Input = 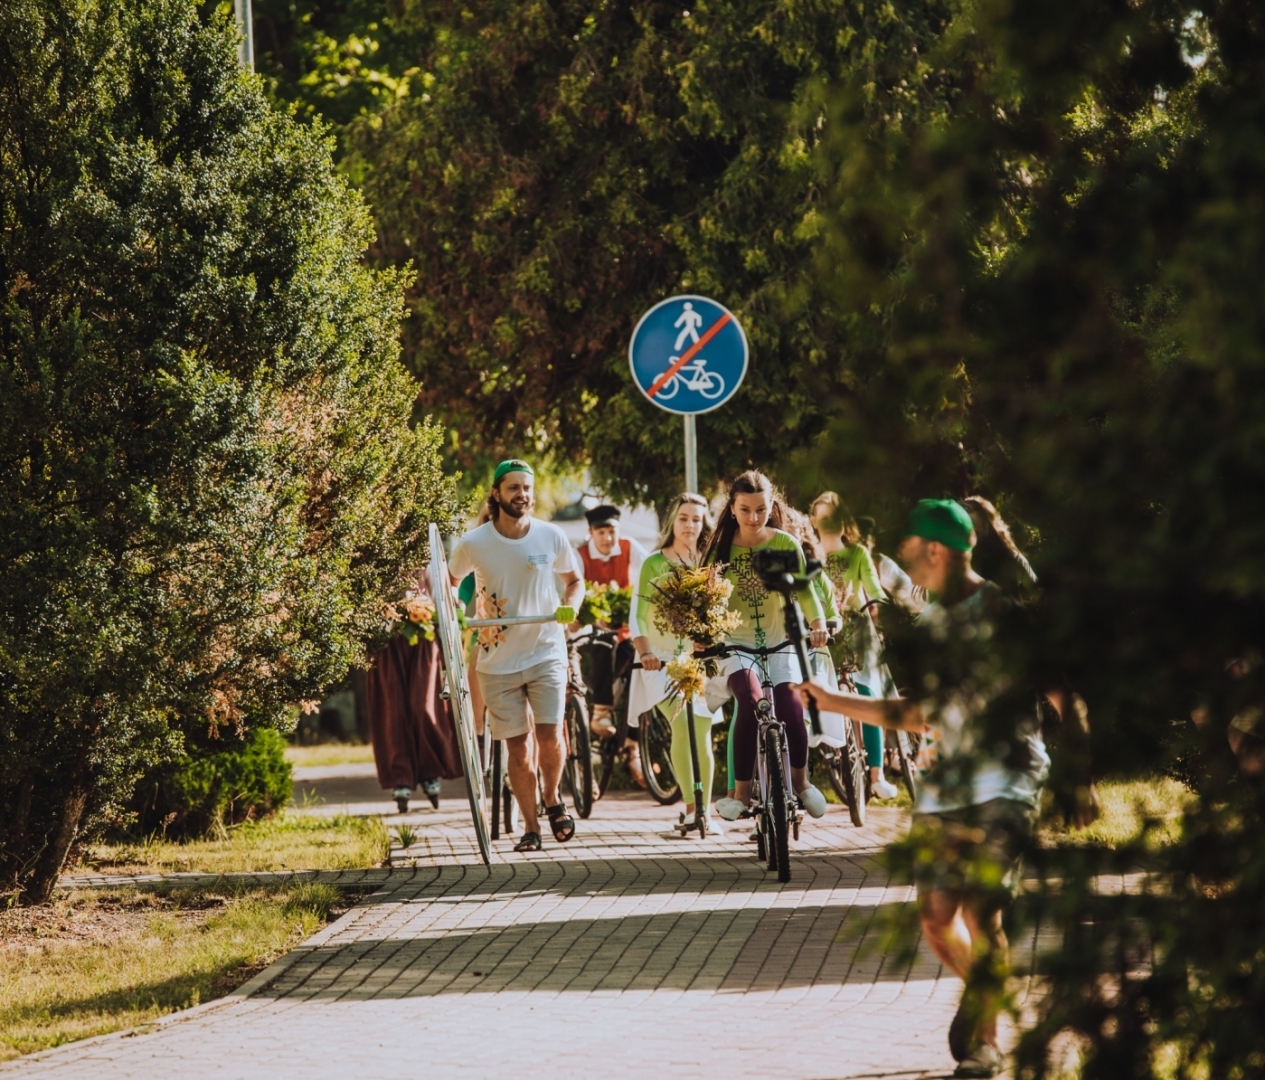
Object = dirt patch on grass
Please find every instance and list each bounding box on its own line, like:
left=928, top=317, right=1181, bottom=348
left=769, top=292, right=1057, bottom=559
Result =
left=0, top=891, right=222, bottom=952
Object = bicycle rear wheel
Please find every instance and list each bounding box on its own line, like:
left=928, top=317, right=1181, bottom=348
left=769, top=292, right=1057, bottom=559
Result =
left=764, top=726, right=791, bottom=883
left=640, top=706, right=681, bottom=804
left=564, top=694, right=594, bottom=819
left=839, top=720, right=868, bottom=828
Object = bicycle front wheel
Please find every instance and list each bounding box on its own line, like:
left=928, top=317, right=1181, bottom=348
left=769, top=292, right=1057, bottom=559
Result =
left=565, top=694, right=594, bottom=819
left=764, top=725, right=791, bottom=883
left=898, top=729, right=920, bottom=800
left=640, top=706, right=681, bottom=804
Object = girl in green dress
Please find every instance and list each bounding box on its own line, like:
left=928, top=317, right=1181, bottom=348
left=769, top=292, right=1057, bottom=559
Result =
left=629, top=493, right=723, bottom=832
left=704, top=471, right=829, bottom=822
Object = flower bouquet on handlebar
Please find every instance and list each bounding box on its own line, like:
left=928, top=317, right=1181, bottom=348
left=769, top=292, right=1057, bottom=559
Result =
left=641, top=564, right=740, bottom=838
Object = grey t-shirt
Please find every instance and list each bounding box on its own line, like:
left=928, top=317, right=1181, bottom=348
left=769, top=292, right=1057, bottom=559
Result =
left=913, top=581, right=1050, bottom=814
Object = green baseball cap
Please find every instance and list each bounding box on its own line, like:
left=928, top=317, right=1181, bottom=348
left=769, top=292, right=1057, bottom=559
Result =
left=492, top=458, right=534, bottom=485
left=901, top=499, right=976, bottom=551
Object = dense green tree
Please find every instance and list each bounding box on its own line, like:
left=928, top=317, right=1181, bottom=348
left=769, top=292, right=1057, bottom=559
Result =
left=248, top=0, right=424, bottom=161
left=0, top=0, right=461, bottom=903
left=347, top=0, right=957, bottom=503
left=800, top=1, right=1265, bottom=1075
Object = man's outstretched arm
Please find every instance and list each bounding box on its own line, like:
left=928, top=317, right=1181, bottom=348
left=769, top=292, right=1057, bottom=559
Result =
left=794, top=679, right=928, bottom=733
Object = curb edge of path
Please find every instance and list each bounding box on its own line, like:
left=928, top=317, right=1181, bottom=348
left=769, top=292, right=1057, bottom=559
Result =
left=0, top=884, right=380, bottom=1074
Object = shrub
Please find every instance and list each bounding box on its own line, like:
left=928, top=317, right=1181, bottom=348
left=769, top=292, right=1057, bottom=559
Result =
left=133, top=729, right=293, bottom=839
left=0, top=0, right=462, bottom=903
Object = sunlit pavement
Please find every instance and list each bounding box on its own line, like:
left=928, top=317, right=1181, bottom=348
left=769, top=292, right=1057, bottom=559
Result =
left=32, top=766, right=1049, bottom=1080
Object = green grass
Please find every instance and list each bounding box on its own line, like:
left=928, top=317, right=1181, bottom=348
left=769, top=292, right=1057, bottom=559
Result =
left=80, top=813, right=389, bottom=877
left=284, top=743, right=374, bottom=768
left=1041, top=776, right=1195, bottom=850
left=0, top=884, right=348, bottom=1061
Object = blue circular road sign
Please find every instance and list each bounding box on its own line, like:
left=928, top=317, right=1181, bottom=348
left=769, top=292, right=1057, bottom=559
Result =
left=628, top=295, right=748, bottom=415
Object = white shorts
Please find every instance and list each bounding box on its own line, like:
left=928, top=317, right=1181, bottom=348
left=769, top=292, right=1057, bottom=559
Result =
left=476, top=658, right=566, bottom=740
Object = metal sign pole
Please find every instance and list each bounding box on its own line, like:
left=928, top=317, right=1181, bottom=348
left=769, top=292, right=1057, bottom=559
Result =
left=684, top=414, right=698, bottom=494
left=234, top=0, right=254, bottom=71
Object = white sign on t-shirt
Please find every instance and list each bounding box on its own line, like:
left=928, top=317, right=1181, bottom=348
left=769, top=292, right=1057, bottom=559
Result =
left=449, top=518, right=582, bottom=675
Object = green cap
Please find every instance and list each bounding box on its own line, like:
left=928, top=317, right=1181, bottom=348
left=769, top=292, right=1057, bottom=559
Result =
left=901, top=499, right=975, bottom=551
left=492, top=458, right=534, bottom=485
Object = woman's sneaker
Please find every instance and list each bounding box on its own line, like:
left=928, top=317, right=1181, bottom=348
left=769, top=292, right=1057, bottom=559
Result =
left=871, top=776, right=899, bottom=801
left=716, top=797, right=747, bottom=821
left=798, top=785, right=828, bottom=819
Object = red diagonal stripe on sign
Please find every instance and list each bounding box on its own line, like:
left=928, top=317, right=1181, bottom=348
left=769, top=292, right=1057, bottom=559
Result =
left=647, top=311, right=732, bottom=398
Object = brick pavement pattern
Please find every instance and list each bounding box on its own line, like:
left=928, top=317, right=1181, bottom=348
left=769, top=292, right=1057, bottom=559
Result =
left=26, top=793, right=992, bottom=1080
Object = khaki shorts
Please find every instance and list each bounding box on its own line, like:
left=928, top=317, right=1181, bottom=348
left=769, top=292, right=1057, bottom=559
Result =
left=476, top=658, right=566, bottom=741
left=909, top=797, right=1036, bottom=900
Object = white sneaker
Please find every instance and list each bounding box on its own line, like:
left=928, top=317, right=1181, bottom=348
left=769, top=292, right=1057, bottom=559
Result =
left=798, top=784, right=828, bottom=819
left=716, top=797, right=746, bottom=821
left=871, top=777, right=899, bottom=801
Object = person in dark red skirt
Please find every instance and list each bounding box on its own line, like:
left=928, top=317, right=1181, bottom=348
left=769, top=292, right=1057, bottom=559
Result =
left=366, top=573, right=463, bottom=813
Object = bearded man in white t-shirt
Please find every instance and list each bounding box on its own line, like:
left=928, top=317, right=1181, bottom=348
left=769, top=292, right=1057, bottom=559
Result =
left=448, top=460, right=585, bottom=853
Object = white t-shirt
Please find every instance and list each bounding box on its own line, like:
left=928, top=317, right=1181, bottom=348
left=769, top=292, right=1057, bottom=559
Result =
left=877, top=553, right=927, bottom=614
left=449, top=519, right=582, bottom=675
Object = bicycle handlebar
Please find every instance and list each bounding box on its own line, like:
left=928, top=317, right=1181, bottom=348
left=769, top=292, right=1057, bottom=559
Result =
left=693, top=640, right=796, bottom=661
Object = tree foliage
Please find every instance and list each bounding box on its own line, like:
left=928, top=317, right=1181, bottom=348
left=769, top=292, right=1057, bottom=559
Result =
left=798, top=1, right=1265, bottom=1075
left=0, top=0, right=461, bottom=903
left=344, top=0, right=957, bottom=503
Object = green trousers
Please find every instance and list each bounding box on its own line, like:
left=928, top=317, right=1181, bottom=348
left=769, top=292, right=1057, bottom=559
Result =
left=667, top=696, right=715, bottom=811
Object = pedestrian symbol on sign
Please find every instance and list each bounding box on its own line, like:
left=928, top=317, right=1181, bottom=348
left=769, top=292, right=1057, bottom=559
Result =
left=673, top=302, right=703, bottom=351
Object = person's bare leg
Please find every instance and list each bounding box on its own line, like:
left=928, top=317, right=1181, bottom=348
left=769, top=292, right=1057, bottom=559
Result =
left=505, top=732, right=540, bottom=836
left=535, top=721, right=565, bottom=808
left=961, top=898, right=1008, bottom=1049
left=791, top=765, right=808, bottom=793
left=919, top=888, right=974, bottom=977
left=733, top=779, right=752, bottom=805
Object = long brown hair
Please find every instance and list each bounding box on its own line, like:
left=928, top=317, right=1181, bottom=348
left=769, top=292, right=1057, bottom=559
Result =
left=809, top=491, right=860, bottom=545
left=703, top=470, right=784, bottom=565
left=656, top=492, right=714, bottom=555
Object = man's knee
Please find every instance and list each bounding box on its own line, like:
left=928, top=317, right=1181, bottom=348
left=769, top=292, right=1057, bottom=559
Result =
left=506, top=732, right=533, bottom=763
left=536, top=722, right=565, bottom=749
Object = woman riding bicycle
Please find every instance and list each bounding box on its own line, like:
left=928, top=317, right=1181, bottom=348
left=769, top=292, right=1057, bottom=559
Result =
left=705, top=471, right=830, bottom=823
left=810, top=491, right=899, bottom=801
left=629, top=493, right=724, bottom=833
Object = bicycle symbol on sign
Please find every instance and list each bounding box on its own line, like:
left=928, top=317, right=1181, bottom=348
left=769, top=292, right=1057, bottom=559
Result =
left=656, top=355, right=726, bottom=401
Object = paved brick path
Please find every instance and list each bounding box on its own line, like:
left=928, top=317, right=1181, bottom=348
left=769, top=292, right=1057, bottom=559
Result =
left=28, top=785, right=1034, bottom=1079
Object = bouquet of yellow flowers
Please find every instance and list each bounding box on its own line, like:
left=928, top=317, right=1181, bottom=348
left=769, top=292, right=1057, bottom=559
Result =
left=650, top=563, right=741, bottom=646
left=664, top=653, right=707, bottom=701
left=384, top=591, right=436, bottom=646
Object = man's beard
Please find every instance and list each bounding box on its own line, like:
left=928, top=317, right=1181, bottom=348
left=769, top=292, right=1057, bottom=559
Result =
left=497, top=496, right=532, bottom=519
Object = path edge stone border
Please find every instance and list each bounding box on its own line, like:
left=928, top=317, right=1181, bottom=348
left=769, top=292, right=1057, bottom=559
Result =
left=0, top=882, right=377, bottom=1074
